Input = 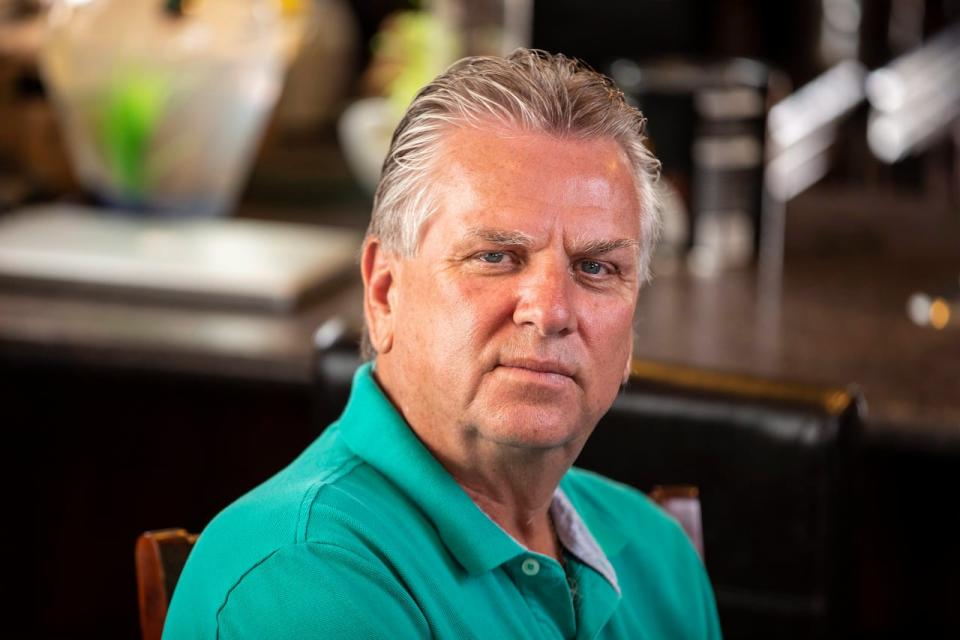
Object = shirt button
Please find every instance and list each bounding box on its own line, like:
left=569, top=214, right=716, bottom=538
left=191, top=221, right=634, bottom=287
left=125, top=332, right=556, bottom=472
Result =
left=521, top=558, right=540, bottom=576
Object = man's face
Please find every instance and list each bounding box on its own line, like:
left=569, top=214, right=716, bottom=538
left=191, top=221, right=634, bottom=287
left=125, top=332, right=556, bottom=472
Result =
left=373, top=125, right=643, bottom=455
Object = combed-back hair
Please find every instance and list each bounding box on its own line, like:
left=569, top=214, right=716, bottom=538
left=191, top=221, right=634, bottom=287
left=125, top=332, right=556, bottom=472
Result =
left=363, top=49, right=662, bottom=358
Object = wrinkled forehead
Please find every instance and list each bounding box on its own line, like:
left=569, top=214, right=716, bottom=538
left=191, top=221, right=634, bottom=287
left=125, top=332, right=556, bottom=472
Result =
left=421, top=126, right=643, bottom=243
left=439, top=126, right=638, bottom=196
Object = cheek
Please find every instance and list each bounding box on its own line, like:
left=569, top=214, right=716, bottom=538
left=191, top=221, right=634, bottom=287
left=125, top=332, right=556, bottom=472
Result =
left=584, top=292, right=635, bottom=337
left=400, top=274, right=506, bottom=362
left=583, top=301, right=636, bottom=377
left=447, top=277, right=515, bottom=332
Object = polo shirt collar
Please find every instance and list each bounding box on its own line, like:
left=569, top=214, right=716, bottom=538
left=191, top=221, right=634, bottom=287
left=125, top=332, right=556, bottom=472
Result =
left=338, top=363, right=522, bottom=575
left=552, top=488, right=621, bottom=595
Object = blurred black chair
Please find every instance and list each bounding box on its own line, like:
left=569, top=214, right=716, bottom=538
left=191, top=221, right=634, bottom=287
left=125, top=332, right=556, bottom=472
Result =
left=311, top=319, right=367, bottom=428
left=581, top=360, right=863, bottom=640
left=312, top=325, right=862, bottom=640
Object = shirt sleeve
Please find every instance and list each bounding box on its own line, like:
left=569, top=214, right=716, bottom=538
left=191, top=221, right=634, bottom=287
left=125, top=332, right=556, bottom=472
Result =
left=663, top=512, right=724, bottom=639
left=698, top=559, right=723, bottom=640
left=686, top=537, right=723, bottom=640
left=216, top=542, right=431, bottom=640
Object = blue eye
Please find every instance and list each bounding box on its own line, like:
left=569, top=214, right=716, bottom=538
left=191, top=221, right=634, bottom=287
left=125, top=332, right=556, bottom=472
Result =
left=480, top=252, right=505, bottom=263
left=579, top=260, right=604, bottom=275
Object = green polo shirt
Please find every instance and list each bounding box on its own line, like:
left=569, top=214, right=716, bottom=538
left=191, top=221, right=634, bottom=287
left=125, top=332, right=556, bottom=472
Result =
left=164, top=363, right=721, bottom=639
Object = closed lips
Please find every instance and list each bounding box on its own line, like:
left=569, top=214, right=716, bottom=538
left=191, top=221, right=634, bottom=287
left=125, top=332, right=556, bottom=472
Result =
left=498, top=360, right=575, bottom=378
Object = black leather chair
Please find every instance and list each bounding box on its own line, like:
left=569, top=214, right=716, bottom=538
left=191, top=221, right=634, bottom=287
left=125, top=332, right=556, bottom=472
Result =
left=580, top=360, right=863, bottom=640
left=312, top=327, right=862, bottom=640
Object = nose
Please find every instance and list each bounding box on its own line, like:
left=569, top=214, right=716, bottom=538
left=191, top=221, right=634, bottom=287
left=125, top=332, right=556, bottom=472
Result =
left=512, top=258, right=577, bottom=336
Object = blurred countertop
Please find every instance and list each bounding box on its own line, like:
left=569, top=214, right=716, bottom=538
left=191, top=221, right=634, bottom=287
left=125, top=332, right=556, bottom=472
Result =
left=634, top=185, right=960, bottom=443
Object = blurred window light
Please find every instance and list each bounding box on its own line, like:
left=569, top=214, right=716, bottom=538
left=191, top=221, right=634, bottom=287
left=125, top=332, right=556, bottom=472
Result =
left=866, top=23, right=960, bottom=161
left=693, top=136, right=762, bottom=170
left=907, top=293, right=956, bottom=330
left=823, top=0, right=862, bottom=32
left=765, top=129, right=834, bottom=201
left=819, top=0, right=862, bottom=64
left=768, top=60, right=866, bottom=152
left=866, top=22, right=960, bottom=112
left=695, top=88, right=765, bottom=120
left=930, top=299, right=951, bottom=330
left=907, top=292, right=933, bottom=326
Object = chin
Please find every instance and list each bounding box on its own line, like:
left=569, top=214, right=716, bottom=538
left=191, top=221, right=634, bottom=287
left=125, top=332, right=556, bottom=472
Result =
left=477, top=404, right=590, bottom=451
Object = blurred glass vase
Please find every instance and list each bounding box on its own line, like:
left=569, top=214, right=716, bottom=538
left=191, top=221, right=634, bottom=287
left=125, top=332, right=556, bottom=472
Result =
left=40, top=0, right=285, bottom=217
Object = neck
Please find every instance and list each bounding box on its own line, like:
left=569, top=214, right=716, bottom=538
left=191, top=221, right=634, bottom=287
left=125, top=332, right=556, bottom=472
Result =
left=430, top=437, right=572, bottom=560
left=461, top=479, right=562, bottom=561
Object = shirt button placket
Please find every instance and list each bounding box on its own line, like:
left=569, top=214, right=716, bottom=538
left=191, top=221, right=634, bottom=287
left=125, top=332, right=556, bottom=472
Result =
left=521, top=557, right=541, bottom=576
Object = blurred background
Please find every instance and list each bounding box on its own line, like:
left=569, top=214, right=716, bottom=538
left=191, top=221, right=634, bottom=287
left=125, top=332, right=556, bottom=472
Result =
left=0, top=0, right=957, bottom=637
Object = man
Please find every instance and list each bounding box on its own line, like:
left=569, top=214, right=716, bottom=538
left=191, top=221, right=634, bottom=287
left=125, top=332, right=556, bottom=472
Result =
left=165, top=49, right=721, bottom=639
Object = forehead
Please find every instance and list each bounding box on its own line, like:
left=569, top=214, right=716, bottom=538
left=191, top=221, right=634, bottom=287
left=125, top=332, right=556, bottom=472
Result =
left=424, top=126, right=642, bottom=243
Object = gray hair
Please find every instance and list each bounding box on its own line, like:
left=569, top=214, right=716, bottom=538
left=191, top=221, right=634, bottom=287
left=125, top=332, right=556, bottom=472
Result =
left=362, top=49, right=661, bottom=358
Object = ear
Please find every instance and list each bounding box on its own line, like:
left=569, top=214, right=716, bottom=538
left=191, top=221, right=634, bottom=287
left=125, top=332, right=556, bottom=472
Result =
left=622, top=334, right=634, bottom=385
left=361, top=237, right=398, bottom=355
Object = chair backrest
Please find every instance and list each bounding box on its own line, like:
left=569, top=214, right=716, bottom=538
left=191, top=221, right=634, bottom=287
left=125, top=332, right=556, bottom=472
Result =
left=135, top=528, right=197, bottom=640
left=649, top=484, right=704, bottom=559
left=577, top=359, right=863, bottom=640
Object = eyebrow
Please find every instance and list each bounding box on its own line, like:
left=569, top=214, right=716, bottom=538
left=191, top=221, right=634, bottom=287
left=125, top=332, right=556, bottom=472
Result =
left=461, top=227, right=639, bottom=256
left=463, top=227, right=536, bottom=247
left=569, top=237, right=641, bottom=256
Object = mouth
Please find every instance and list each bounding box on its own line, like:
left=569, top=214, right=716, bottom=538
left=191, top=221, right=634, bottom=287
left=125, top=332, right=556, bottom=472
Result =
left=496, top=359, right=577, bottom=383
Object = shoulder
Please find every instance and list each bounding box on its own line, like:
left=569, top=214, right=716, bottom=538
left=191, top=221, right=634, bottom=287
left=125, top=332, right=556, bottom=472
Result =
left=197, top=422, right=365, bottom=557
left=211, top=541, right=430, bottom=639
left=165, top=424, right=409, bottom=638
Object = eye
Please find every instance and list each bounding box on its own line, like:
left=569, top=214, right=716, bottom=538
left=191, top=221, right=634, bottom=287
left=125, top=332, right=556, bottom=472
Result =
left=578, top=260, right=606, bottom=275
left=479, top=251, right=506, bottom=264
left=466, top=249, right=519, bottom=271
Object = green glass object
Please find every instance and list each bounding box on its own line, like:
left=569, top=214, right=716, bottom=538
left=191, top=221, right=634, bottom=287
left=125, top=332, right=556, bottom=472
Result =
left=40, top=0, right=284, bottom=216
left=97, top=74, right=170, bottom=199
